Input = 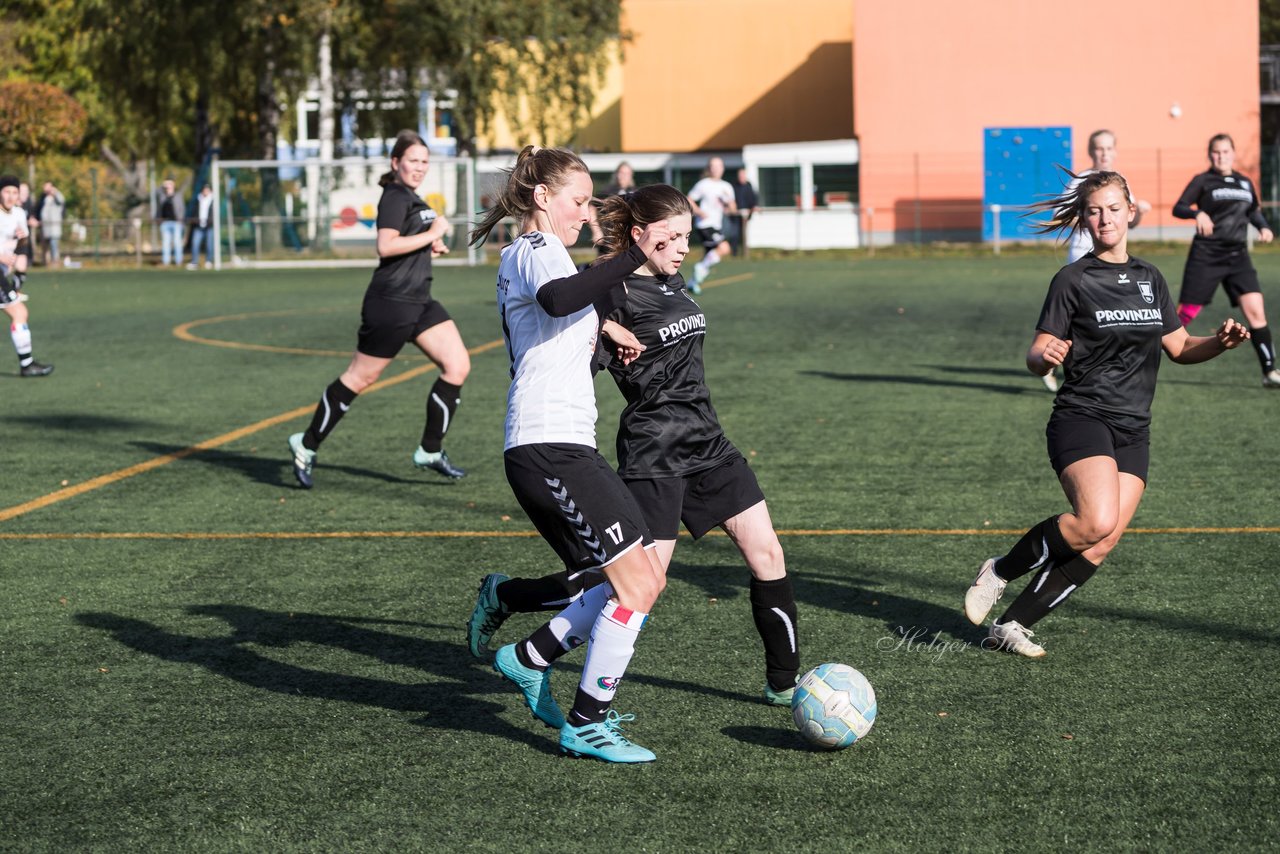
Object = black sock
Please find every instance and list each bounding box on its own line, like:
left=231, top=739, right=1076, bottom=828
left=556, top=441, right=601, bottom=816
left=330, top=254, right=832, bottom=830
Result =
left=303, top=379, right=358, bottom=450
left=994, top=515, right=1078, bottom=583
left=750, top=576, right=800, bottom=690
left=498, top=568, right=607, bottom=613
left=421, top=378, right=462, bottom=453
left=999, top=554, right=1099, bottom=628
left=515, top=624, right=568, bottom=670
left=1249, top=325, right=1275, bottom=373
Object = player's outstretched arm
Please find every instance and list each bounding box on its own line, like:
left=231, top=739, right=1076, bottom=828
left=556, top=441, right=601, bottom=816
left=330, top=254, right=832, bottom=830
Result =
left=1162, top=318, right=1250, bottom=364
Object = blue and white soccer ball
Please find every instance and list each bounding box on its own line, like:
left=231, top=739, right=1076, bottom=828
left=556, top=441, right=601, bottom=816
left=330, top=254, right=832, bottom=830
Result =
left=791, top=663, right=877, bottom=750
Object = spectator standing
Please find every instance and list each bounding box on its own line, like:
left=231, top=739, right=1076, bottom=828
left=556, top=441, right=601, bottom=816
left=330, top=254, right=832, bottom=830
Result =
left=188, top=183, right=214, bottom=270
left=36, top=182, right=65, bottom=267
left=155, top=179, right=184, bottom=267
left=728, top=168, right=760, bottom=258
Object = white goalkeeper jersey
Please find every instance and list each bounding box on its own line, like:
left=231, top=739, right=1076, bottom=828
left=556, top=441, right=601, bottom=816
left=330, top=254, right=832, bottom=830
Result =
left=497, top=230, right=601, bottom=450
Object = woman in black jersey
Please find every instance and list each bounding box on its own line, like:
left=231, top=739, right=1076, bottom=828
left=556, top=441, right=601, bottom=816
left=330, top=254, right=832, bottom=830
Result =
left=468, top=184, right=801, bottom=705
left=287, top=130, right=468, bottom=488
left=963, top=171, right=1249, bottom=658
left=1173, top=133, right=1279, bottom=388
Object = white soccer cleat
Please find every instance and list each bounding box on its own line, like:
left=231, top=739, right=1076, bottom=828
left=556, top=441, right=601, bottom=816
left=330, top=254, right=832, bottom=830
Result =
left=987, top=620, right=1046, bottom=659
left=964, top=557, right=1007, bottom=625
left=1262, top=370, right=1280, bottom=389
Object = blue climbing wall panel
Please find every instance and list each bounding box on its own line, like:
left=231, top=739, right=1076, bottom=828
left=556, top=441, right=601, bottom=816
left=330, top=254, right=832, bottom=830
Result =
left=983, top=127, right=1072, bottom=242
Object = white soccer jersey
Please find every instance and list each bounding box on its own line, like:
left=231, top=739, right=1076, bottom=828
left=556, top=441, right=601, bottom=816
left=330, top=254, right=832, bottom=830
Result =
left=497, top=231, right=601, bottom=450
left=688, top=177, right=735, bottom=231
left=0, top=205, right=26, bottom=255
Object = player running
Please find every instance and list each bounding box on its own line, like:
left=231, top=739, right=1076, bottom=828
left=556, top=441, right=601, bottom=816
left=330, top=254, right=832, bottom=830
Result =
left=469, top=145, right=673, bottom=764
left=1172, top=133, right=1280, bottom=388
left=0, top=175, right=53, bottom=377
left=287, top=130, right=468, bottom=488
left=963, top=171, right=1250, bottom=658
left=1044, top=130, right=1150, bottom=392
left=686, top=156, right=736, bottom=295
left=467, top=184, right=801, bottom=706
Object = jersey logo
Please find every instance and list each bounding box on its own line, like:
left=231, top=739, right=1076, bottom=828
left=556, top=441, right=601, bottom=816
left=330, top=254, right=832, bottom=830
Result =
left=419, top=209, right=437, bottom=223
left=1138, top=282, right=1153, bottom=304
left=1117, top=273, right=1130, bottom=284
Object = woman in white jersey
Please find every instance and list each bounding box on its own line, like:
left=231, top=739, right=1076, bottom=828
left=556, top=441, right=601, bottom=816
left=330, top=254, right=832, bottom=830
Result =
left=0, top=175, right=52, bottom=377
left=468, top=146, right=672, bottom=764
left=964, top=171, right=1247, bottom=658
left=686, top=156, right=736, bottom=294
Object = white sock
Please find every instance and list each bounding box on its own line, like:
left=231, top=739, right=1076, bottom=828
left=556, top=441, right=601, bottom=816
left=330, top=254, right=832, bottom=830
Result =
left=705, top=249, right=721, bottom=269
left=578, top=599, right=648, bottom=705
left=11, top=322, right=32, bottom=365
left=546, top=581, right=613, bottom=655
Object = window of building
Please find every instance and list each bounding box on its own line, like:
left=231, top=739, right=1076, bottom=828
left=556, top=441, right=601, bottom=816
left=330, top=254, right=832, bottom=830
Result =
left=813, top=163, right=859, bottom=209
left=758, top=166, right=800, bottom=208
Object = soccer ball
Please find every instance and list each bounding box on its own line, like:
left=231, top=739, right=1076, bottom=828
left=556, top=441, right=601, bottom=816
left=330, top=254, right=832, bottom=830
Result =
left=791, top=663, right=877, bottom=750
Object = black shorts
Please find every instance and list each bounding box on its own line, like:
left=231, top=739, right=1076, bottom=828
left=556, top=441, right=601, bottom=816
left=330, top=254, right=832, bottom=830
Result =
left=697, top=227, right=726, bottom=250
left=1179, top=248, right=1260, bottom=307
left=505, top=443, right=653, bottom=571
left=1046, top=411, right=1150, bottom=483
left=356, top=293, right=451, bottom=358
left=623, top=454, right=766, bottom=540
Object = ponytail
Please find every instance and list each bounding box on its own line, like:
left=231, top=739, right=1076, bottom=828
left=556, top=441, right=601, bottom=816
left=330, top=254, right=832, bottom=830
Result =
left=470, top=145, right=589, bottom=246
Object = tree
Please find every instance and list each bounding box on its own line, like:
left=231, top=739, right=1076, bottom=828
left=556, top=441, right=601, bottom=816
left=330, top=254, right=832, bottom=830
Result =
left=3, top=0, right=624, bottom=209
left=0, top=80, right=87, bottom=182
left=341, top=0, right=624, bottom=153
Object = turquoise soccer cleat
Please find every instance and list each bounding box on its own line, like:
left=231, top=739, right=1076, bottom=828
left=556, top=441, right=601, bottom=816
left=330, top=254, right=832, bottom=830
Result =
left=493, top=643, right=564, bottom=729
left=559, top=710, right=656, bottom=764
left=467, top=573, right=510, bottom=659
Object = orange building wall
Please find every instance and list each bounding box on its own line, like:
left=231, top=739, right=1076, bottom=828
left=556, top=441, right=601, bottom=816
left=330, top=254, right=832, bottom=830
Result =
left=620, top=0, right=854, bottom=152
left=854, top=0, right=1261, bottom=240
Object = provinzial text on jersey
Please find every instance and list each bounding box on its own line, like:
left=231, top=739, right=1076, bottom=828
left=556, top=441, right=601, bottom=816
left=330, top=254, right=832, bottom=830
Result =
left=1095, top=308, right=1164, bottom=326
left=658, top=313, right=707, bottom=344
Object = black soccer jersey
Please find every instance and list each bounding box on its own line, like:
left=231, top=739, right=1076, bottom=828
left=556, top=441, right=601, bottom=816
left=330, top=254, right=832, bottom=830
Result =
left=366, top=182, right=437, bottom=303
left=1037, top=255, right=1181, bottom=432
left=1173, top=170, right=1270, bottom=261
left=606, top=273, right=737, bottom=477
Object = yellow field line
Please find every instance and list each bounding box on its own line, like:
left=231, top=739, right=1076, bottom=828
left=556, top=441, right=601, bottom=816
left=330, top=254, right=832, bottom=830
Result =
left=0, top=337, right=506, bottom=524
left=702, top=272, right=755, bottom=289
left=173, top=307, right=354, bottom=357
left=1, top=526, right=1276, bottom=542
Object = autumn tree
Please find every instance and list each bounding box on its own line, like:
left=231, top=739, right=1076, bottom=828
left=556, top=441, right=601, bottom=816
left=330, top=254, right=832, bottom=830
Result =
left=0, top=80, right=87, bottom=182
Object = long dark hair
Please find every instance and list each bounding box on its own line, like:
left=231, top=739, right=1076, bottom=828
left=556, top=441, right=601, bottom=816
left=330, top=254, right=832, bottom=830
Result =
left=469, top=145, right=589, bottom=246
left=379, top=130, right=429, bottom=187
left=1027, top=168, right=1133, bottom=237
left=596, top=184, right=691, bottom=261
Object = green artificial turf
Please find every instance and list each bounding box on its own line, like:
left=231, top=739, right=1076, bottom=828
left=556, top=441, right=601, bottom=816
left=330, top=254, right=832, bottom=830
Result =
left=2, top=251, right=1277, bottom=851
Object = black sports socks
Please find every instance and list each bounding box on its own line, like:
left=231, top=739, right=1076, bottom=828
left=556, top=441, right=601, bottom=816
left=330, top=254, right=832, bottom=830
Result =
left=994, top=515, right=1078, bottom=583
left=999, top=554, right=1099, bottom=628
left=303, top=379, right=358, bottom=450
left=421, top=378, right=462, bottom=452
left=750, top=576, right=800, bottom=691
